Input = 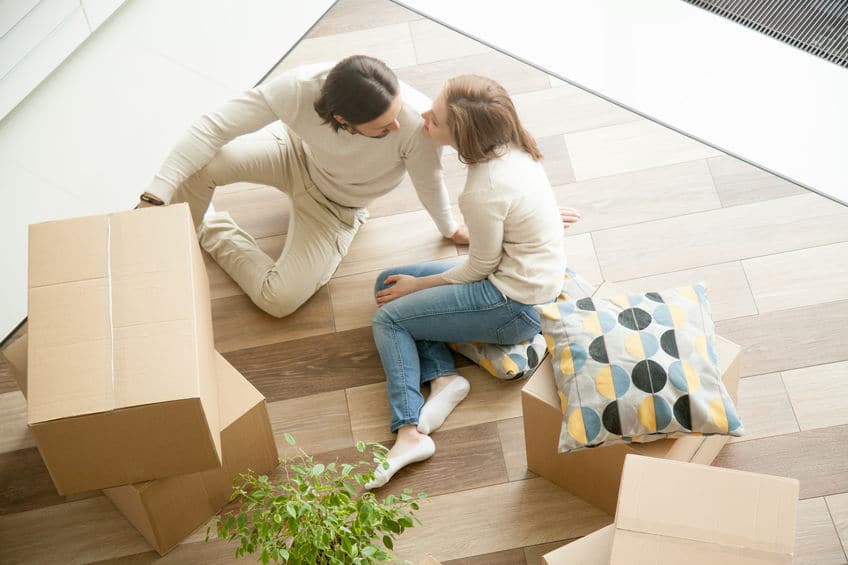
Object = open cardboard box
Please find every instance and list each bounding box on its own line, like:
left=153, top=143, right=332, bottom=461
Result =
left=522, top=332, right=741, bottom=516
left=26, top=205, right=222, bottom=494
left=543, top=455, right=799, bottom=564
left=4, top=335, right=279, bottom=555
left=542, top=525, right=614, bottom=565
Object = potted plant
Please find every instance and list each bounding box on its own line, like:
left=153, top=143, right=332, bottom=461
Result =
left=208, top=434, right=427, bottom=564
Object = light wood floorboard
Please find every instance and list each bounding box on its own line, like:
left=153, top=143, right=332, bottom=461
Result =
left=782, top=361, right=848, bottom=432
left=593, top=193, right=848, bottom=282
left=742, top=241, right=848, bottom=314
left=715, top=300, right=848, bottom=377
left=729, top=373, right=800, bottom=443
left=555, top=159, right=721, bottom=236
left=794, top=497, right=848, bottom=564
left=565, top=119, right=722, bottom=181
left=707, top=155, right=808, bottom=207
left=0, top=391, right=34, bottom=454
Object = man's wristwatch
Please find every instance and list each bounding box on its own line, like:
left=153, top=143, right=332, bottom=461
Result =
left=139, top=192, right=165, bottom=206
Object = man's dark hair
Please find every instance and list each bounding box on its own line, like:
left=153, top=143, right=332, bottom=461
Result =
left=313, top=55, right=399, bottom=131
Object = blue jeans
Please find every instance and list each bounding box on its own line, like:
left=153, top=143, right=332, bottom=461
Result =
left=371, top=261, right=542, bottom=432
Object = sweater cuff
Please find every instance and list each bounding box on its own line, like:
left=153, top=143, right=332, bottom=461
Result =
left=145, top=177, right=177, bottom=205
left=436, top=216, right=459, bottom=239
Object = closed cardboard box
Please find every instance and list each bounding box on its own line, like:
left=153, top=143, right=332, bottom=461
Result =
left=611, top=455, right=799, bottom=564
left=522, top=335, right=741, bottom=515
left=105, top=353, right=278, bottom=555
left=4, top=335, right=279, bottom=556
left=27, top=205, right=221, bottom=494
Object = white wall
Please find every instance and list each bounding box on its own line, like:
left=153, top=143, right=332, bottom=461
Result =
left=0, top=0, right=334, bottom=339
left=398, top=0, right=848, bottom=205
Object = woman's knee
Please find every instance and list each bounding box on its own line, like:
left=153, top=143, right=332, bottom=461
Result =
left=374, top=268, right=397, bottom=295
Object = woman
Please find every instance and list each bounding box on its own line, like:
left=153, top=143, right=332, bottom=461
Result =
left=366, top=75, right=579, bottom=488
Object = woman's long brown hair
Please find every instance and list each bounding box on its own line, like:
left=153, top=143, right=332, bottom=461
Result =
left=443, top=74, right=542, bottom=164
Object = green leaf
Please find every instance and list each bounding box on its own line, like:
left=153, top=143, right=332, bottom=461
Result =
left=382, top=535, right=394, bottom=550
left=278, top=548, right=290, bottom=560
left=273, top=513, right=282, bottom=524
left=361, top=546, right=377, bottom=557
left=356, top=440, right=366, bottom=453
left=312, top=463, right=325, bottom=476
left=284, top=433, right=296, bottom=446
left=286, top=503, right=297, bottom=519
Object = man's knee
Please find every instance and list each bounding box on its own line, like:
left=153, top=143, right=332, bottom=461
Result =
left=254, top=276, right=310, bottom=319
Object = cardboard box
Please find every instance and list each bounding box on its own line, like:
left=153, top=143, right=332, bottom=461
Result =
left=610, top=455, right=799, bottom=564
left=542, top=525, right=614, bottom=565
left=522, top=335, right=741, bottom=515
left=3, top=337, right=279, bottom=556
left=104, top=353, right=278, bottom=555
left=27, top=205, right=221, bottom=494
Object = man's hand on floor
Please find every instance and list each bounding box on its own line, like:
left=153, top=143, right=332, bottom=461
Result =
left=560, top=207, right=582, bottom=229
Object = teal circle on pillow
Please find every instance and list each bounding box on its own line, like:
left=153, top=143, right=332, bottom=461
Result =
left=581, top=407, right=601, bottom=442
left=557, top=301, right=576, bottom=317
left=653, top=304, right=674, bottom=327
left=673, top=395, right=692, bottom=430
left=661, top=330, right=679, bottom=358
left=619, top=308, right=652, bottom=331
left=589, top=336, right=608, bottom=363
left=576, top=298, right=595, bottom=311
left=707, top=338, right=719, bottom=365
left=507, top=353, right=527, bottom=372
left=631, top=360, right=667, bottom=393
left=638, top=332, right=659, bottom=357
left=668, top=361, right=691, bottom=392
left=639, top=395, right=672, bottom=431
left=599, top=311, right=617, bottom=333
left=695, top=283, right=708, bottom=305
left=724, top=398, right=742, bottom=432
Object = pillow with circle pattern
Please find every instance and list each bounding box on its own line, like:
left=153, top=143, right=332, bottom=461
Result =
left=534, top=283, right=743, bottom=453
left=448, top=267, right=594, bottom=381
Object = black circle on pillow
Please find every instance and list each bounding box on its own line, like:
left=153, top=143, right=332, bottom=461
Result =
left=527, top=345, right=539, bottom=368
left=576, top=298, right=595, bottom=311
left=674, top=395, right=693, bottom=430
left=646, top=292, right=664, bottom=303
left=589, top=337, right=609, bottom=363
left=661, top=330, right=679, bottom=359
left=602, top=401, right=622, bottom=435
left=618, top=308, right=652, bottom=331
left=631, top=360, right=667, bottom=393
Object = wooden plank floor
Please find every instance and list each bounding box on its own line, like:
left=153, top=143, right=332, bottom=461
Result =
left=2, top=1, right=848, bottom=563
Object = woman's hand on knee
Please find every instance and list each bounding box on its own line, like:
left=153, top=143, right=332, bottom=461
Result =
left=376, top=274, right=421, bottom=305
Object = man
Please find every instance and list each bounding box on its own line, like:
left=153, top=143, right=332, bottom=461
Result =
left=139, top=55, right=466, bottom=318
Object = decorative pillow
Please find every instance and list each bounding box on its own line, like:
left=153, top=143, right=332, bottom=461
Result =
left=448, top=334, right=548, bottom=381
left=535, top=283, right=744, bottom=453
left=448, top=267, right=595, bottom=381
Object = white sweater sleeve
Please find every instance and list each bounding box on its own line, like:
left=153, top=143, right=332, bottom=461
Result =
left=441, top=189, right=506, bottom=283
left=145, top=85, right=288, bottom=203
left=402, top=133, right=458, bottom=238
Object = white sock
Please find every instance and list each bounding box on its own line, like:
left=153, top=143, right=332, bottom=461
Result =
left=365, top=435, right=435, bottom=490
left=417, top=376, right=470, bottom=435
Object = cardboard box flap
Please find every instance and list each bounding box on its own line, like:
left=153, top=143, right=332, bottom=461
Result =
left=543, top=525, right=614, bottom=565
left=28, top=215, right=108, bottom=288
left=615, top=455, right=799, bottom=557
left=214, top=354, right=264, bottom=428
